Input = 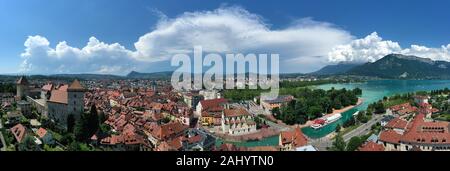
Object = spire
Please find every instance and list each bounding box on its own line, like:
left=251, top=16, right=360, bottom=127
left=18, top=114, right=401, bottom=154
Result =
left=67, top=79, right=86, bottom=92
left=16, top=76, right=29, bottom=85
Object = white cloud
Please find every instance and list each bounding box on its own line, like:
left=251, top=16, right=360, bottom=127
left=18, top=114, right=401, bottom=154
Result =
left=20, top=6, right=353, bottom=74
left=328, top=32, right=450, bottom=63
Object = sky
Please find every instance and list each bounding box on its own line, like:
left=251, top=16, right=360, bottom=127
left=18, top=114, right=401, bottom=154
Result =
left=0, top=0, right=449, bottom=75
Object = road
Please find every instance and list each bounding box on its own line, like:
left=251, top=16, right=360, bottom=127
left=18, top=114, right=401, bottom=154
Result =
left=343, top=115, right=383, bottom=142
left=310, top=114, right=383, bottom=151
left=0, top=118, right=6, bottom=151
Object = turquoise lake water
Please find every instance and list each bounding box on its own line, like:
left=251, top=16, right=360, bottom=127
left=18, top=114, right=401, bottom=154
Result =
left=226, top=80, right=450, bottom=146
left=302, top=79, right=450, bottom=138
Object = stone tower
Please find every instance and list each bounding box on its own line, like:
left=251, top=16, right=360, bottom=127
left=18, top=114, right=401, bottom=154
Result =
left=16, top=76, right=29, bottom=100
left=67, top=79, right=86, bottom=120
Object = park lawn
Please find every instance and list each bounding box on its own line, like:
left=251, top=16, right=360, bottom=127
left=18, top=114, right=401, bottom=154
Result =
left=341, top=124, right=361, bottom=136
left=331, top=124, right=361, bottom=140
left=433, top=113, right=450, bottom=122
left=384, top=99, right=411, bottom=108
left=49, top=130, right=63, bottom=142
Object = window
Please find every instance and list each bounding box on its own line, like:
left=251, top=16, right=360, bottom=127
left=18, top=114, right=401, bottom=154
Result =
left=74, top=94, right=77, bottom=98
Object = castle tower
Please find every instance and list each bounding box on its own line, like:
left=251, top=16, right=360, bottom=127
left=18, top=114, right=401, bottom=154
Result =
left=16, top=76, right=29, bottom=100
left=67, top=79, right=86, bottom=120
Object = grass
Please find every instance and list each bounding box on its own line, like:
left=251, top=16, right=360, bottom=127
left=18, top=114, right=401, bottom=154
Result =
left=341, top=124, right=361, bottom=136
left=50, top=130, right=63, bottom=142
left=433, top=113, right=450, bottom=122
left=384, top=99, right=411, bottom=108
left=331, top=124, right=360, bottom=140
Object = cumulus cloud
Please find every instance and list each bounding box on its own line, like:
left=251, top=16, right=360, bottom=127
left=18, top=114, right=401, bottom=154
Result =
left=328, top=32, right=450, bottom=63
left=20, top=6, right=353, bottom=74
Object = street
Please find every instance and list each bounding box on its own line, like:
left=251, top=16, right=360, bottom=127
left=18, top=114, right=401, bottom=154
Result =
left=343, top=115, right=383, bottom=142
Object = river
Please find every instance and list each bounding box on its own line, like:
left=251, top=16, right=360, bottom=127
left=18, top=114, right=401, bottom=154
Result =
left=222, top=80, right=450, bottom=146
left=302, top=79, right=450, bottom=138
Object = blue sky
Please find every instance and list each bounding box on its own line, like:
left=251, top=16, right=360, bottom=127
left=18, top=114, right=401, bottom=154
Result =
left=0, top=0, right=449, bottom=74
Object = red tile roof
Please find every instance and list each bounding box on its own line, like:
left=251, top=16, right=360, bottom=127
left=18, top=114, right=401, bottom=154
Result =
left=401, top=113, right=450, bottom=144
left=379, top=130, right=402, bottom=144
left=149, top=122, right=189, bottom=141
left=10, top=124, right=27, bottom=143
left=58, top=85, right=69, bottom=91
left=280, top=127, right=308, bottom=148
left=358, top=141, right=384, bottom=151
left=42, top=83, right=53, bottom=91
left=389, top=103, right=411, bottom=112
left=381, top=113, right=450, bottom=146
left=385, top=117, right=408, bottom=130
left=68, top=79, right=86, bottom=91
left=199, top=98, right=228, bottom=111
left=48, top=90, right=68, bottom=104
left=36, top=128, right=48, bottom=138
left=223, top=108, right=250, bottom=117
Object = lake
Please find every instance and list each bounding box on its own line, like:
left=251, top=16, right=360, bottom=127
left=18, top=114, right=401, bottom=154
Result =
left=302, top=79, right=450, bottom=138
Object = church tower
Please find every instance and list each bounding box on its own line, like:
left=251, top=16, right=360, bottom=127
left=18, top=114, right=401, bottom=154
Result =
left=67, top=79, right=86, bottom=120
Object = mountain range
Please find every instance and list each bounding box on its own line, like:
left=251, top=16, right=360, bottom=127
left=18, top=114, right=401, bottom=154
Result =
left=2, top=54, right=449, bottom=80
left=346, top=54, right=450, bottom=79
left=310, top=62, right=362, bottom=75
left=311, top=54, right=450, bottom=79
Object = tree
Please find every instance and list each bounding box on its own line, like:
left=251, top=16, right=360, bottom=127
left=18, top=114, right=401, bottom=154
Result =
left=67, top=141, right=81, bottom=151
left=343, top=117, right=356, bottom=128
left=67, top=114, right=75, bottom=133
left=356, top=111, right=369, bottom=123
left=374, top=102, right=386, bottom=114
left=335, top=124, right=341, bottom=133
left=18, top=135, right=38, bottom=151
left=87, top=105, right=99, bottom=135
left=100, top=123, right=111, bottom=134
left=98, top=111, right=107, bottom=124
left=330, top=134, right=346, bottom=151
left=272, top=107, right=281, bottom=116
left=60, top=133, right=75, bottom=145
left=74, top=105, right=100, bottom=142
left=346, top=136, right=363, bottom=151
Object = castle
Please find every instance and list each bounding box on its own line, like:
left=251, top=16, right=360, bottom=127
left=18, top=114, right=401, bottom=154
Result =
left=16, top=76, right=86, bottom=130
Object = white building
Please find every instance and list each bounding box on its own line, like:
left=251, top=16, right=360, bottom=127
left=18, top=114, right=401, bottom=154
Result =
left=221, top=108, right=257, bottom=135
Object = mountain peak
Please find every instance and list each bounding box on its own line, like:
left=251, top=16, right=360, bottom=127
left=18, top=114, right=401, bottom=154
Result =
left=346, top=54, right=450, bottom=79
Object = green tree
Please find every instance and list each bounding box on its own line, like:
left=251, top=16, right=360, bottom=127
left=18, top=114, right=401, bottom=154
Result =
left=272, top=107, right=281, bottom=116
left=335, top=124, right=341, bottom=133
left=67, top=114, right=75, bottom=133
left=18, top=135, right=38, bottom=151
left=330, top=134, right=346, bottom=151
left=346, top=136, right=363, bottom=151
left=98, top=111, right=107, bottom=124
left=60, top=133, right=75, bottom=145
left=88, top=105, right=99, bottom=135
left=74, top=105, right=100, bottom=142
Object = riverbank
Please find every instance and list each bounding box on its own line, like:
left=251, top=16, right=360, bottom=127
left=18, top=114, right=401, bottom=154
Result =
left=299, top=98, right=363, bottom=128
left=214, top=127, right=280, bottom=143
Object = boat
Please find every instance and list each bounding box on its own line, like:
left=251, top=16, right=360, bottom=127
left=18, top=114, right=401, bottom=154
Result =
left=310, top=113, right=342, bottom=129
left=325, top=113, right=342, bottom=124
left=352, top=111, right=360, bottom=116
